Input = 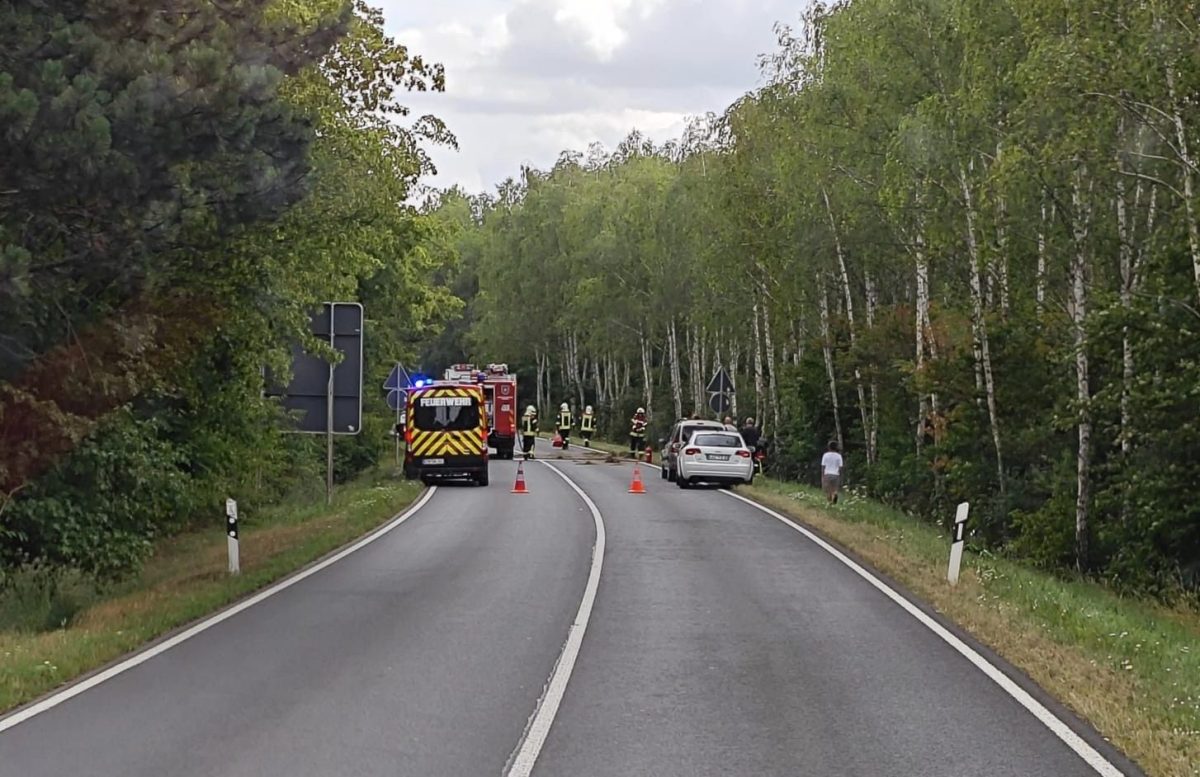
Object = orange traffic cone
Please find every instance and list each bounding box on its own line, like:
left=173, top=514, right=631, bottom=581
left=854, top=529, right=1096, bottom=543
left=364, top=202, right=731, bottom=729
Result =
left=512, top=461, right=529, bottom=494
left=628, top=463, right=647, bottom=494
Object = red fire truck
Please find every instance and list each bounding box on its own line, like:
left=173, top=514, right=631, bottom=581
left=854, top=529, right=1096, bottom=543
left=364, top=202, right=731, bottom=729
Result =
left=443, top=363, right=519, bottom=459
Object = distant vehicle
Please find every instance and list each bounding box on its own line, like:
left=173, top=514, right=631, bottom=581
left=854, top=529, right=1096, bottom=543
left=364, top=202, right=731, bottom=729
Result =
left=443, top=363, right=519, bottom=459
left=659, top=419, right=727, bottom=482
left=675, top=430, right=755, bottom=488
left=404, top=382, right=490, bottom=486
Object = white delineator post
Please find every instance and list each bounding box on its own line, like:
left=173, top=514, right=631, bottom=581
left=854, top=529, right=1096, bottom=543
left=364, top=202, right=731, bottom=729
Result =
left=947, top=501, right=969, bottom=585
left=226, top=498, right=240, bottom=575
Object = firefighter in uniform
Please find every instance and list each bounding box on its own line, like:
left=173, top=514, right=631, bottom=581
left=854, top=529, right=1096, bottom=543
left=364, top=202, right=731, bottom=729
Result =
left=557, top=402, right=573, bottom=450
left=521, top=406, right=539, bottom=459
left=629, top=407, right=647, bottom=458
left=580, top=405, right=596, bottom=447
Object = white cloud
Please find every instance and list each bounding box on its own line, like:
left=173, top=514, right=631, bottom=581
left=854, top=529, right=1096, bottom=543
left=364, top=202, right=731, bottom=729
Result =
left=376, top=0, right=807, bottom=194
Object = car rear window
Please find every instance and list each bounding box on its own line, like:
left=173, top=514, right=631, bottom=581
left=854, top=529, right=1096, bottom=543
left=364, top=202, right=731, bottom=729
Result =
left=692, top=433, right=742, bottom=448
left=681, top=423, right=721, bottom=441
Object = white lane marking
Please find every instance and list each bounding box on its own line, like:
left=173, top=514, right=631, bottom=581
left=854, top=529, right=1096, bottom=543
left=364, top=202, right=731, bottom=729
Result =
left=505, top=461, right=606, bottom=777
left=0, top=486, right=440, bottom=734
left=719, top=488, right=1128, bottom=777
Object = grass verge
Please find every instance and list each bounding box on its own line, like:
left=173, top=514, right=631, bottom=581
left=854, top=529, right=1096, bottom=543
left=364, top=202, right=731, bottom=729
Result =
left=744, top=480, right=1199, bottom=777
left=0, top=468, right=424, bottom=715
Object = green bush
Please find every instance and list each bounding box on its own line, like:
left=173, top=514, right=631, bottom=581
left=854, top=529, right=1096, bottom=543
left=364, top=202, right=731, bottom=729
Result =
left=3, top=410, right=193, bottom=580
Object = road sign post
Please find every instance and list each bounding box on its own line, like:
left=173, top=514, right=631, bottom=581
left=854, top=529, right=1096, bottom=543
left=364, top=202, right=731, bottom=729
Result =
left=226, top=498, right=240, bottom=575
left=947, top=501, right=969, bottom=585
left=384, top=364, right=409, bottom=469
left=706, top=367, right=735, bottom=420
left=708, top=392, right=731, bottom=416
left=265, top=303, right=364, bottom=504
left=326, top=356, right=335, bottom=505
left=706, top=367, right=735, bottom=395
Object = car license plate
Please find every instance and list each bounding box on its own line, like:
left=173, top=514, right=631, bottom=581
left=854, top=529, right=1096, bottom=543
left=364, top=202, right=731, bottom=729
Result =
left=424, top=458, right=445, bottom=465
left=707, top=454, right=729, bottom=461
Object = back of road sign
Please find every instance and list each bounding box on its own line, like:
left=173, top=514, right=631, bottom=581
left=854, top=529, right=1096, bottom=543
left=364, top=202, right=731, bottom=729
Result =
left=706, top=367, right=735, bottom=395
left=266, top=302, right=363, bottom=435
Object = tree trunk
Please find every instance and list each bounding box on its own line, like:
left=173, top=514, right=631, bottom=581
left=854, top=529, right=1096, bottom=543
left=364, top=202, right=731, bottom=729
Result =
left=690, top=324, right=703, bottom=415
left=639, top=331, right=653, bottom=419
left=762, top=298, right=780, bottom=436
left=995, top=143, right=1011, bottom=316
left=1071, top=165, right=1094, bottom=570
left=574, top=334, right=586, bottom=409
left=1163, top=50, right=1200, bottom=306
left=594, top=356, right=604, bottom=407
left=915, top=216, right=933, bottom=451
left=752, top=301, right=766, bottom=424
left=865, top=271, right=879, bottom=463
left=729, top=342, right=740, bottom=420
left=960, top=164, right=1006, bottom=495
left=668, top=319, right=683, bottom=420
left=819, top=280, right=845, bottom=452
left=1037, top=196, right=1050, bottom=318
left=823, top=185, right=873, bottom=463
left=535, top=349, right=547, bottom=418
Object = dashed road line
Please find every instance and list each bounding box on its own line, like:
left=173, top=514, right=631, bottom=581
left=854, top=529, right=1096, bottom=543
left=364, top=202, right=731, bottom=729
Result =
left=504, top=461, right=606, bottom=777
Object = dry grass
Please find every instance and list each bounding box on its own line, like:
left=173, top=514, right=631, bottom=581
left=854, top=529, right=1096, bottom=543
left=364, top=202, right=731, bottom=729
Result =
left=1, top=472, right=422, bottom=714
left=746, top=482, right=1199, bottom=777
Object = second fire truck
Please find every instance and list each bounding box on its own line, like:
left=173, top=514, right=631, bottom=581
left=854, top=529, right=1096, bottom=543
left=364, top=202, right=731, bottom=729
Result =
left=443, top=363, right=519, bottom=459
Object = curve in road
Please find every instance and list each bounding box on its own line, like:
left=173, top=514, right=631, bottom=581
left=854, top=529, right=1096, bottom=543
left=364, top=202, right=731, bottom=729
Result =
left=526, top=452, right=1137, bottom=777
left=0, top=461, right=600, bottom=777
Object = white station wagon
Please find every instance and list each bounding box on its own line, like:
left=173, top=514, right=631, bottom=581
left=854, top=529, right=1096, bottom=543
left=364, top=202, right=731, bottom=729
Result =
left=675, top=430, right=755, bottom=488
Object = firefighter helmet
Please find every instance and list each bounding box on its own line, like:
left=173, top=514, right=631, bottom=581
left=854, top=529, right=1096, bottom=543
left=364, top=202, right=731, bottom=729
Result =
left=636, top=407, right=645, bottom=414
left=560, top=402, right=569, bottom=411
left=585, top=405, right=593, bottom=414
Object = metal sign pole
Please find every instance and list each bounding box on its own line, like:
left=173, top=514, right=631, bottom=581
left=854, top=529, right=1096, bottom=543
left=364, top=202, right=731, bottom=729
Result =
left=400, top=371, right=410, bottom=472
left=325, top=304, right=336, bottom=506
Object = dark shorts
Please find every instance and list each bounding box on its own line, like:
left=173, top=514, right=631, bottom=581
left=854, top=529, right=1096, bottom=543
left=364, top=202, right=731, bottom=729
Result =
left=822, top=473, right=841, bottom=496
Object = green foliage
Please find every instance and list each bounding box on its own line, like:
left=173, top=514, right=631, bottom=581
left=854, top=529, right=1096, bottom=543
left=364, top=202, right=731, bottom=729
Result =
left=3, top=411, right=193, bottom=579
left=0, top=1, right=455, bottom=580
left=423, top=0, right=1200, bottom=596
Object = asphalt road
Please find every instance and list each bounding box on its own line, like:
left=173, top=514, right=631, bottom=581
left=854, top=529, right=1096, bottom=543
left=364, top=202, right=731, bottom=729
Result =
left=0, top=451, right=1137, bottom=777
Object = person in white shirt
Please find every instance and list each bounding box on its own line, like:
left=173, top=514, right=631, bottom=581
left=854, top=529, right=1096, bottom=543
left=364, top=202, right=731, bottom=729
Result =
left=820, top=441, right=844, bottom=504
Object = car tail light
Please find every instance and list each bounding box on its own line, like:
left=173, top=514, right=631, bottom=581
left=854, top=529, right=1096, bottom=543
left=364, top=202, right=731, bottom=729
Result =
left=684, top=447, right=701, bottom=456
left=735, top=450, right=751, bottom=458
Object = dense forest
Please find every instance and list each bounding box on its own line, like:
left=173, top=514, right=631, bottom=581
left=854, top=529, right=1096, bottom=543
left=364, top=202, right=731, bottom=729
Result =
left=0, top=1, right=457, bottom=582
left=427, top=0, right=1200, bottom=594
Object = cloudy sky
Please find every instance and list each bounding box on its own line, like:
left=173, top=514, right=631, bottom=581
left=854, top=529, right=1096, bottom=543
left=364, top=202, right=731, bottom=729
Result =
left=376, top=0, right=807, bottom=194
